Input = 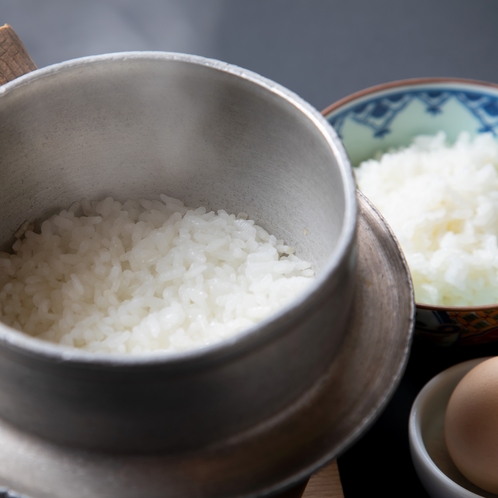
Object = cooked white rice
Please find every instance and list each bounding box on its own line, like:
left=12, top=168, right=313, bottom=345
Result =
left=0, top=195, right=314, bottom=354
left=355, top=131, right=498, bottom=307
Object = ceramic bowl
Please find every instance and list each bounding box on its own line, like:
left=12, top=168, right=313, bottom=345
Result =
left=409, top=357, right=498, bottom=498
left=323, top=78, right=498, bottom=346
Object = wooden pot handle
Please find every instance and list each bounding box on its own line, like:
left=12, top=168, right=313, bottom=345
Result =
left=0, top=24, right=37, bottom=85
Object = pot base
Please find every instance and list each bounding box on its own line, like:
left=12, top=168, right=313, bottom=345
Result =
left=0, top=192, right=414, bottom=498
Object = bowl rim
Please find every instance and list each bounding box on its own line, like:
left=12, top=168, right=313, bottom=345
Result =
left=322, top=76, right=498, bottom=118
left=409, top=357, right=491, bottom=498
left=322, top=76, right=498, bottom=313
left=0, top=51, right=358, bottom=367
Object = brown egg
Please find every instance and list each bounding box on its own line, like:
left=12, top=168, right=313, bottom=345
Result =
left=445, top=356, right=498, bottom=494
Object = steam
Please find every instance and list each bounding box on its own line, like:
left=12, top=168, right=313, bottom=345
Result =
left=4, top=0, right=225, bottom=67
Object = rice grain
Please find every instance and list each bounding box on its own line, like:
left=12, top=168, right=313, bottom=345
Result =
left=0, top=196, right=314, bottom=354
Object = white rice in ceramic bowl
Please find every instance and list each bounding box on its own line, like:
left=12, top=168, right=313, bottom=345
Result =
left=355, top=131, right=498, bottom=307
left=0, top=195, right=315, bottom=354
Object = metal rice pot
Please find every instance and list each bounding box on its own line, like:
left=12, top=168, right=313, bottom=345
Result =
left=0, top=52, right=357, bottom=452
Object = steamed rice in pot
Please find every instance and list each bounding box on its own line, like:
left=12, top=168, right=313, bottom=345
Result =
left=355, top=131, right=498, bottom=307
left=0, top=195, right=315, bottom=354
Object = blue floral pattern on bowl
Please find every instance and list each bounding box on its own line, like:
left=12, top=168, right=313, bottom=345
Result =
left=323, top=78, right=498, bottom=346
left=330, top=89, right=498, bottom=139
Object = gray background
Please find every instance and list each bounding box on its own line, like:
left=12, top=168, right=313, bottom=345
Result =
left=2, top=1, right=498, bottom=497
left=3, top=0, right=498, bottom=113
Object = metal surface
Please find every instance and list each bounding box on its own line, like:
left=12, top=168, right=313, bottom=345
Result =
left=0, top=52, right=357, bottom=453
left=0, top=192, right=414, bottom=498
